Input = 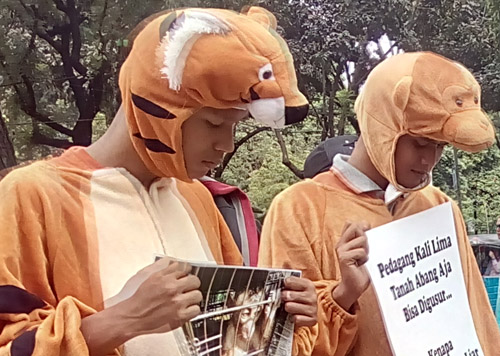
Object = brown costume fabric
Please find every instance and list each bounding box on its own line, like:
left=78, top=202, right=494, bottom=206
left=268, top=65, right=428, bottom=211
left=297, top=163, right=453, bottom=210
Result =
left=259, top=52, right=500, bottom=355
left=355, top=52, right=495, bottom=192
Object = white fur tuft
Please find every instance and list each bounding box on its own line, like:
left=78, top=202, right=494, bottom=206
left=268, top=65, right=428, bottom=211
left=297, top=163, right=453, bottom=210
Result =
left=160, top=12, right=231, bottom=91
left=247, top=97, right=286, bottom=129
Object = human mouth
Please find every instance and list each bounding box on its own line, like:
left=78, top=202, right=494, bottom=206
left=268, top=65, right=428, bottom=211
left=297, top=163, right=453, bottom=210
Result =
left=202, top=160, right=221, bottom=170
left=412, top=169, right=427, bottom=176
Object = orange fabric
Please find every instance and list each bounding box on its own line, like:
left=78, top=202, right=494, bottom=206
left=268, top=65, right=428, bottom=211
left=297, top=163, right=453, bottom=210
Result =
left=259, top=174, right=500, bottom=355
left=119, top=7, right=308, bottom=181
left=0, top=156, right=104, bottom=355
left=0, top=148, right=241, bottom=355
left=355, top=52, right=495, bottom=192
left=260, top=52, right=499, bottom=355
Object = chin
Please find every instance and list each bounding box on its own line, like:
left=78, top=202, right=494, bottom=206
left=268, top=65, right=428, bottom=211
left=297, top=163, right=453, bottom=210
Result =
left=187, top=169, right=208, bottom=180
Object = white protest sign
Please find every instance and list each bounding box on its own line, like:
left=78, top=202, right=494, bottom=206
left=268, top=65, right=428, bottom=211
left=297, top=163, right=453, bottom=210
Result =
left=365, top=202, right=483, bottom=356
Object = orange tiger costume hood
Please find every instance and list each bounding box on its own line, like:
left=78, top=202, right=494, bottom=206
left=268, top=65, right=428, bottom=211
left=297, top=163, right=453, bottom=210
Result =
left=119, top=7, right=308, bottom=181
left=355, top=51, right=496, bottom=192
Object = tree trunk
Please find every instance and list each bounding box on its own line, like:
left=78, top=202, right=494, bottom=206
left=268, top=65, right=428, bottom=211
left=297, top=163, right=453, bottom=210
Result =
left=0, top=107, right=17, bottom=170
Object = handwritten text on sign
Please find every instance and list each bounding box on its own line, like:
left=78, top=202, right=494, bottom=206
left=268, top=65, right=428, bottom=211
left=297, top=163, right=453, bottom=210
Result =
left=365, top=202, right=483, bottom=356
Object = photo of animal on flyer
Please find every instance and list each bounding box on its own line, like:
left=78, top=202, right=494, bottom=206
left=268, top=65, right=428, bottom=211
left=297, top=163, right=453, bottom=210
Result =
left=157, top=257, right=300, bottom=356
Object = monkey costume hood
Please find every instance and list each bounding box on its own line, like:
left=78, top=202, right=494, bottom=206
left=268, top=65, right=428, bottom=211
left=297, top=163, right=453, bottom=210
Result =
left=355, top=51, right=495, bottom=192
left=119, top=6, right=308, bottom=181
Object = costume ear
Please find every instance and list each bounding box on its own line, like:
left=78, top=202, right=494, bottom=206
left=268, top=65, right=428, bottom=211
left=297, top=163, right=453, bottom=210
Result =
left=158, top=10, right=230, bottom=91
left=393, top=76, right=413, bottom=111
left=159, top=11, right=185, bottom=40
left=242, top=6, right=277, bottom=30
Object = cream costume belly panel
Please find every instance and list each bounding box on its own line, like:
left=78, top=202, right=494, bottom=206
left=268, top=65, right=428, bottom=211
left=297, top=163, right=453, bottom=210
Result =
left=89, top=168, right=213, bottom=355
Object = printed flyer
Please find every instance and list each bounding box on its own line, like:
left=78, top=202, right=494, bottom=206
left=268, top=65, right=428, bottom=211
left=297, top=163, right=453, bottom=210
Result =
left=154, top=256, right=300, bottom=356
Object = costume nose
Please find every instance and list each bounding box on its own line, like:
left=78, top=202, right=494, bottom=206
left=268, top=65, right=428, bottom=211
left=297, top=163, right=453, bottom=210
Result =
left=285, top=104, right=309, bottom=125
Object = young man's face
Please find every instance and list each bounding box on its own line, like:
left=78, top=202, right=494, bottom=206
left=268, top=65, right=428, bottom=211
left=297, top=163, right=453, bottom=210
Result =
left=496, top=218, right=500, bottom=239
left=394, top=135, right=446, bottom=189
left=182, top=107, right=248, bottom=179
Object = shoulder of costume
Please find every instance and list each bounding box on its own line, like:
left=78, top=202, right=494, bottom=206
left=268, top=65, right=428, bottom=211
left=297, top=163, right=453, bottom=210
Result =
left=0, top=158, right=88, bottom=198
left=411, top=184, right=451, bottom=206
left=271, top=179, right=326, bottom=207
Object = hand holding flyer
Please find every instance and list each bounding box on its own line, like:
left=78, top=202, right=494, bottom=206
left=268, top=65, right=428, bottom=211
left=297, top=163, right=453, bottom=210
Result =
left=364, top=202, right=484, bottom=356
left=155, top=256, right=300, bottom=356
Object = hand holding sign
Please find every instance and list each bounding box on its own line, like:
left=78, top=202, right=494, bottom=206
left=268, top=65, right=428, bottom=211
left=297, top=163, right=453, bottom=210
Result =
left=332, top=221, right=371, bottom=311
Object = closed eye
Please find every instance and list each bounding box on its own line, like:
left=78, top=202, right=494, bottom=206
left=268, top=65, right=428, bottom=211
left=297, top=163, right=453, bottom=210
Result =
left=206, top=120, right=221, bottom=128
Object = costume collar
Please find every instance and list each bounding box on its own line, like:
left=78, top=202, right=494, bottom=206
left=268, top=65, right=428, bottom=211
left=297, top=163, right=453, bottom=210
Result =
left=331, top=154, right=403, bottom=206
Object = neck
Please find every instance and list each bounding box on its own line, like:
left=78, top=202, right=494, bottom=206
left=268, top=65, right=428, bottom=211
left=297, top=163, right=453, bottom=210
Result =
left=86, top=105, right=157, bottom=188
left=347, top=136, right=389, bottom=190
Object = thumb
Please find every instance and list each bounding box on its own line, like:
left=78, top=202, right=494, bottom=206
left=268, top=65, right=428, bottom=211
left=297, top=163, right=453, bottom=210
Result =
left=108, top=257, right=173, bottom=306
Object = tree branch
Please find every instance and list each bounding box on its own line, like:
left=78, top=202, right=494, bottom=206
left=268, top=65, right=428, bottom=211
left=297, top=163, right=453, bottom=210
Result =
left=97, top=0, right=109, bottom=51
left=0, top=107, right=17, bottom=169
left=15, top=75, right=74, bottom=136
left=64, top=0, right=83, bottom=65
left=214, top=126, right=270, bottom=179
left=274, top=130, right=304, bottom=179
left=31, top=131, right=74, bottom=148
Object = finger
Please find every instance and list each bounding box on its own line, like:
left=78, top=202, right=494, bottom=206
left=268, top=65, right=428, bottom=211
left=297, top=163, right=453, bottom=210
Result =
left=178, top=274, right=201, bottom=292
left=181, top=289, right=203, bottom=306
left=339, top=222, right=369, bottom=244
left=165, top=261, right=192, bottom=279
left=179, top=304, right=201, bottom=321
left=339, top=248, right=369, bottom=266
left=285, top=302, right=316, bottom=319
left=341, top=220, right=353, bottom=236
left=284, top=276, right=310, bottom=292
left=360, top=220, right=370, bottom=231
left=293, top=315, right=317, bottom=328
left=339, top=234, right=368, bottom=253
left=282, top=290, right=317, bottom=305
left=134, top=257, right=172, bottom=279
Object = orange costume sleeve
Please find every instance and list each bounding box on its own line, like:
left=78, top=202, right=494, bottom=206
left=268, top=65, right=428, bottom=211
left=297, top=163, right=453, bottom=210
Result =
left=0, top=167, right=114, bottom=355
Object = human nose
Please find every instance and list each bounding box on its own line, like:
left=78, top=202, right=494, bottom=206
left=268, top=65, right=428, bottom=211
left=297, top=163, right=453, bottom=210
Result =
left=421, top=145, right=441, bottom=166
left=214, top=125, right=235, bottom=153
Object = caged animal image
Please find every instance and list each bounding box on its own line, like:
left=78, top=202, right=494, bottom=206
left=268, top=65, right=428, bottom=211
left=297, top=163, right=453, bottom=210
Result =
left=180, top=265, right=299, bottom=356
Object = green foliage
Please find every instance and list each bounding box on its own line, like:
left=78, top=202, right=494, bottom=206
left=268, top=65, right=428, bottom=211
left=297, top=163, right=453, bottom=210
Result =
left=434, top=129, right=500, bottom=234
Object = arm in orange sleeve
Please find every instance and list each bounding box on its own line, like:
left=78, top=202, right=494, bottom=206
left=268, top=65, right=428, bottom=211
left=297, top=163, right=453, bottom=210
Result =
left=0, top=169, right=120, bottom=356
left=452, top=203, right=500, bottom=355
left=258, top=182, right=358, bottom=356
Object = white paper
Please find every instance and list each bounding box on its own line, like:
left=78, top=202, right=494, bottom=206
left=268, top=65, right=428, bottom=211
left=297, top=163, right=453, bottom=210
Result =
left=365, top=202, right=484, bottom=356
